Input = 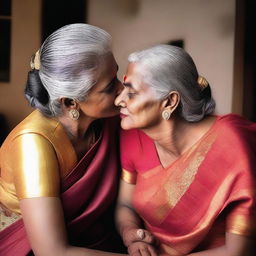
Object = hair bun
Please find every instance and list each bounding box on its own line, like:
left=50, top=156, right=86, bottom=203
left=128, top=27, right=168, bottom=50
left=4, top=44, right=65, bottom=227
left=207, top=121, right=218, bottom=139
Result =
left=24, top=70, right=51, bottom=115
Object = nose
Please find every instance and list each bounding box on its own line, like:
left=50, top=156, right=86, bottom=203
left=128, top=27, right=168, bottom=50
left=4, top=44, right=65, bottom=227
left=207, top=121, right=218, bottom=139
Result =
left=115, top=86, right=126, bottom=107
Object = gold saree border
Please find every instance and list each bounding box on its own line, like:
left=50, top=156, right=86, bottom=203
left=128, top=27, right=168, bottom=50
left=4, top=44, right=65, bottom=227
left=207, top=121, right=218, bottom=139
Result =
left=227, top=214, right=256, bottom=237
left=164, top=134, right=216, bottom=210
left=139, top=133, right=217, bottom=223
left=121, top=169, right=137, bottom=184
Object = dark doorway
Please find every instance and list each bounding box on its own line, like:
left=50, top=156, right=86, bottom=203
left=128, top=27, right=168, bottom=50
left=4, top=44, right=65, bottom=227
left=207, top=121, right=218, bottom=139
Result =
left=233, top=0, right=256, bottom=122
left=42, top=0, right=87, bottom=42
left=243, top=0, right=256, bottom=121
left=0, top=0, right=12, bottom=82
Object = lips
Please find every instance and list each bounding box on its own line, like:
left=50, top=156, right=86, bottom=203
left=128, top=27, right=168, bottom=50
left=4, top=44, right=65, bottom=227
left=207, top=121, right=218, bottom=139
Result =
left=120, top=113, right=128, bottom=119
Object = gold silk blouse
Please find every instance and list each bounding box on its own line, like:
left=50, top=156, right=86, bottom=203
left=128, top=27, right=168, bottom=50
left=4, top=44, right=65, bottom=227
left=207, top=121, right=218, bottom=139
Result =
left=0, top=110, right=77, bottom=214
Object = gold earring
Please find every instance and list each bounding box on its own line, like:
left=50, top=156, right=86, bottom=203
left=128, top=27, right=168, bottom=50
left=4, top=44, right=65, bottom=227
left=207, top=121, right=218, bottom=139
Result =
left=162, top=110, right=171, bottom=120
left=69, top=109, right=80, bottom=120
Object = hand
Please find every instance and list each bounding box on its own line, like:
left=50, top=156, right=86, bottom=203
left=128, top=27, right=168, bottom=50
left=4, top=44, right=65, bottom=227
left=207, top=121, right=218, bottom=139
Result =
left=128, top=241, right=158, bottom=256
left=0, top=202, right=12, bottom=217
left=123, top=228, right=155, bottom=247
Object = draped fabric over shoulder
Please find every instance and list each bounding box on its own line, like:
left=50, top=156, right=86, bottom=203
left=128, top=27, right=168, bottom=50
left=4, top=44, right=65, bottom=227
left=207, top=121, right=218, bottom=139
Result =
left=0, top=111, right=122, bottom=255
left=120, top=114, right=256, bottom=255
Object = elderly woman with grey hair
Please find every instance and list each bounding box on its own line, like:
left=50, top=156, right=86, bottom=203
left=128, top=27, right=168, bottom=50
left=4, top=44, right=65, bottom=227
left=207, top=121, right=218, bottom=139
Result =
left=115, top=45, right=256, bottom=256
left=0, top=23, right=127, bottom=256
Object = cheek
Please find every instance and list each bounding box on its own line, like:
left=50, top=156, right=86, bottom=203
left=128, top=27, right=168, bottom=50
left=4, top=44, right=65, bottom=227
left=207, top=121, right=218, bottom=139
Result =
left=102, top=95, right=116, bottom=107
left=92, top=94, right=115, bottom=107
left=82, top=95, right=117, bottom=116
left=98, top=96, right=119, bottom=115
left=128, top=89, right=157, bottom=112
left=128, top=98, right=147, bottom=114
left=129, top=99, right=157, bottom=116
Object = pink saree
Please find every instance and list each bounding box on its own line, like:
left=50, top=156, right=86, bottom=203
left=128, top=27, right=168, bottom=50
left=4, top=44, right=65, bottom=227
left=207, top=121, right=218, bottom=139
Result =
left=120, top=114, right=256, bottom=255
left=0, top=117, right=123, bottom=255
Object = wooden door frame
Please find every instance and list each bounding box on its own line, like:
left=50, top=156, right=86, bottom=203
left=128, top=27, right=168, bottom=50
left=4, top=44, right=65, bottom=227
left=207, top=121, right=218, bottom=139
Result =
left=232, top=0, right=256, bottom=121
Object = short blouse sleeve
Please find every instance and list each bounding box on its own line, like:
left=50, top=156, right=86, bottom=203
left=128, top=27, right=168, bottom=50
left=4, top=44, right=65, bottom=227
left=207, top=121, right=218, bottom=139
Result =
left=120, top=129, right=138, bottom=184
left=223, top=117, right=256, bottom=238
left=10, top=133, right=60, bottom=199
left=225, top=165, right=256, bottom=237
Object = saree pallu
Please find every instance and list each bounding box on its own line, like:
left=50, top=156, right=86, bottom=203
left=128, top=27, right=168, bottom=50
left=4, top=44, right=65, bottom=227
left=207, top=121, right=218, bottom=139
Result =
left=121, top=114, right=256, bottom=255
left=0, top=117, right=123, bottom=256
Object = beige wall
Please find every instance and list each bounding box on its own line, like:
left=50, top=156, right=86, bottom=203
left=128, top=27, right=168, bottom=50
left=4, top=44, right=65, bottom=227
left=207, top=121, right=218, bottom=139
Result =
left=0, top=0, right=41, bottom=129
left=0, top=0, right=236, bottom=129
left=88, top=0, right=236, bottom=115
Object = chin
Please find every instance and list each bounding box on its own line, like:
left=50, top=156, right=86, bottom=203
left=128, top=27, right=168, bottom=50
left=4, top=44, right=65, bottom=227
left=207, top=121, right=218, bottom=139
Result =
left=120, top=120, right=135, bottom=130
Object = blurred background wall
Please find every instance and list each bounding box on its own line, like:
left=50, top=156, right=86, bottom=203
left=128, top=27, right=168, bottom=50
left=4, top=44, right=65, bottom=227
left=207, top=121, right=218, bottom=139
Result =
left=88, top=0, right=236, bottom=116
left=0, top=0, right=41, bottom=134
left=0, top=0, right=255, bottom=137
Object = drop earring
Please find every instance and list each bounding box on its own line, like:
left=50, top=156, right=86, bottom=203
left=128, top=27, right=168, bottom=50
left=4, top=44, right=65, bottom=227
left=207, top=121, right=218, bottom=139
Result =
left=162, top=110, right=171, bottom=120
left=69, top=109, right=80, bottom=120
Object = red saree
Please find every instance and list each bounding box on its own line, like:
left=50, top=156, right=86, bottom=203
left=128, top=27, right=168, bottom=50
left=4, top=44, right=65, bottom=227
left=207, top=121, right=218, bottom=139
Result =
left=120, top=114, right=256, bottom=255
left=0, top=117, right=123, bottom=256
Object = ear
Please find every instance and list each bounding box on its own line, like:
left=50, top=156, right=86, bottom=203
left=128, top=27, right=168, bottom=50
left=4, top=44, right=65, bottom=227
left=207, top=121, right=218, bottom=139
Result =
left=161, top=91, right=180, bottom=113
left=59, top=98, right=79, bottom=110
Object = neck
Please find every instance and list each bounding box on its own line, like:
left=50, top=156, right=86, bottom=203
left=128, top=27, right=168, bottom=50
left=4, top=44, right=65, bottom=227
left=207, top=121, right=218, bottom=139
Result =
left=57, top=114, right=95, bottom=144
left=142, top=115, right=215, bottom=158
left=142, top=117, right=188, bottom=157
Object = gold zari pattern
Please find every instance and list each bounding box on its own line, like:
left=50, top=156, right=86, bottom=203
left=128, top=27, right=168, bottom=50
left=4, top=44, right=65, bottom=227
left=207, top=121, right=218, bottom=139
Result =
left=121, top=169, right=137, bottom=184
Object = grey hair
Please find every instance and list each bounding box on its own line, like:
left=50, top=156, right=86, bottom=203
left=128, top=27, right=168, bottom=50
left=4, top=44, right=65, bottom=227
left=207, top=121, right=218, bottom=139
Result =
left=27, top=23, right=112, bottom=117
left=128, top=45, right=215, bottom=122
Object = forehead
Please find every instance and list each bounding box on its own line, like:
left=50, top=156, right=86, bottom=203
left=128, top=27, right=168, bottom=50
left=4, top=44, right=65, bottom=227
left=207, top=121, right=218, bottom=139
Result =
left=101, top=53, right=117, bottom=75
left=90, top=54, right=117, bottom=92
left=125, top=63, right=149, bottom=92
left=126, top=62, right=139, bottom=78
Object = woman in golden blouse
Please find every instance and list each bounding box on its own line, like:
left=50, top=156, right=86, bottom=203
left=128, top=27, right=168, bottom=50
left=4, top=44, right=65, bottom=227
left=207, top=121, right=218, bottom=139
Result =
left=0, top=23, right=127, bottom=256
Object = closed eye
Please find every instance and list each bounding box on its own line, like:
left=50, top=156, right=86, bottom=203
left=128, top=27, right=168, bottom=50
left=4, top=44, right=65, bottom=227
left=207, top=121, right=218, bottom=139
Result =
left=101, top=76, right=118, bottom=94
left=127, top=92, right=137, bottom=99
left=122, top=82, right=138, bottom=98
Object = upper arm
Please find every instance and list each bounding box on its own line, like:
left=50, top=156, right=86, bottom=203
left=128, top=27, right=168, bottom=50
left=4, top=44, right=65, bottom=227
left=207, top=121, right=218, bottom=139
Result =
left=117, top=179, right=136, bottom=208
left=223, top=124, right=256, bottom=239
left=20, top=197, right=68, bottom=256
left=119, top=129, right=139, bottom=191
left=10, top=133, right=60, bottom=199
left=11, top=134, right=66, bottom=255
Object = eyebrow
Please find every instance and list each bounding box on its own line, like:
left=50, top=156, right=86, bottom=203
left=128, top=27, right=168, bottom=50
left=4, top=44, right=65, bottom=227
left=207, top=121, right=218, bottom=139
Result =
left=123, top=82, right=134, bottom=88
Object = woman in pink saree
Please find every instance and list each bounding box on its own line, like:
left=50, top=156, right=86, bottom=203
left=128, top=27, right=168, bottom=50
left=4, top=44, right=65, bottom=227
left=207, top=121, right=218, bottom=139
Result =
left=115, top=45, right=256, bottom=256
left=0, top=24, right=126, bottom=256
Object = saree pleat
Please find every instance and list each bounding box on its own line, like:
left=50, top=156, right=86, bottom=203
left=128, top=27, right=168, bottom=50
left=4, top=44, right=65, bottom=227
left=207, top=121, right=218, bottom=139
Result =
left=0, top=219, right=30, bottom=256
left=62, top=119, right=121, bottom=247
